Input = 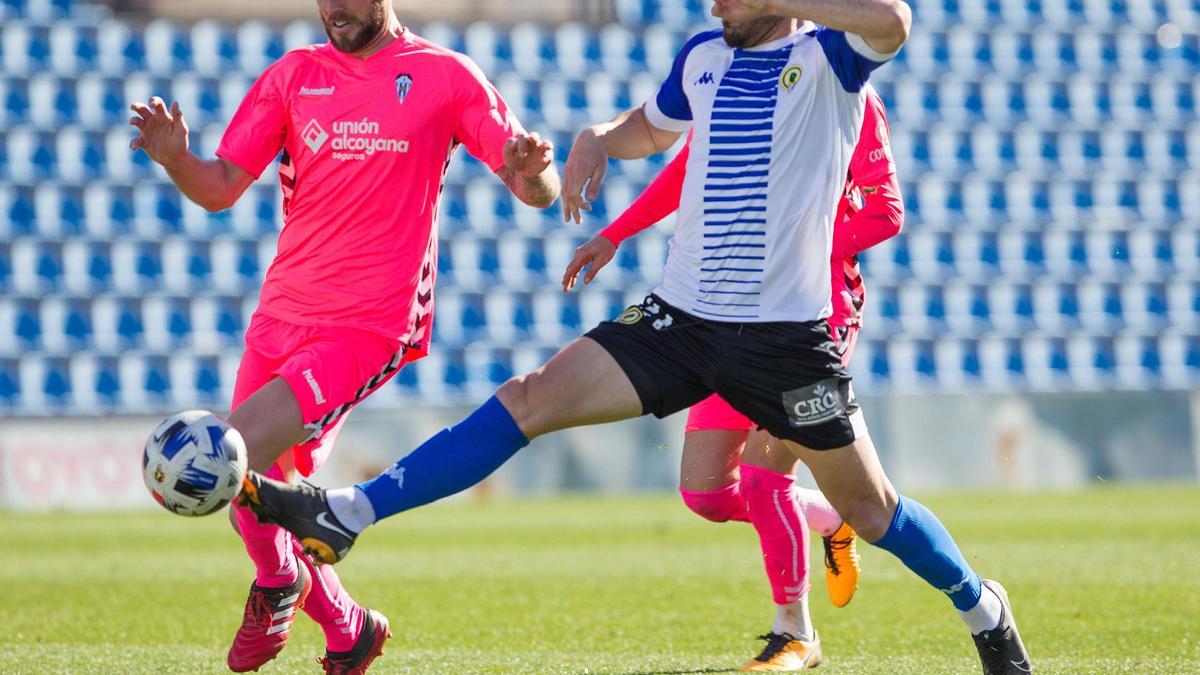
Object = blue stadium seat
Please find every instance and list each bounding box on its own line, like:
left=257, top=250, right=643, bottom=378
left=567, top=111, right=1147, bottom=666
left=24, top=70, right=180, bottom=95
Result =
left=142, top=295, right=191, bottom=351
left=0, top=357, right=20, bottom=409
left=91, top=295, right=143, bottom=352
left=484, top=291, right=533, bottom=343
left=188, top=20, right=238, bottom=77
left=237, top=20, right=283, bottom=74
left=2, top=21, right=50, bottom=76
left=34, top=182, right=84, bottom=237
left=20, top=354, right=71, bottom=409
left=143, top=19, right=192, bottom=75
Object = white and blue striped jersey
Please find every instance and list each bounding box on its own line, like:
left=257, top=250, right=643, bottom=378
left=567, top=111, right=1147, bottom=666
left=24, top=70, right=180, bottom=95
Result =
left=643, top=25, right=898, bottom=322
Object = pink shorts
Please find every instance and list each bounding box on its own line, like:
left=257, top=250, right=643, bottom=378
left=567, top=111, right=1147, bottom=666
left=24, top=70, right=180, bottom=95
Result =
left=684, top=324, right=859, bottom=433
left=232, top=313, right=409, bottom=477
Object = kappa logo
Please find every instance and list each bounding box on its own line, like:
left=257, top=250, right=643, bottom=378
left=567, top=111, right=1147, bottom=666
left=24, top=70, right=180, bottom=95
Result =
left=385, top=465, right=406, bottom=488
left=395, top=73, right=413, bottom=103
left=782, top=378, right=846, bottom=427
left=301, top=119, right=330, bottom=153
left=694, top=71, right=715, bottom=85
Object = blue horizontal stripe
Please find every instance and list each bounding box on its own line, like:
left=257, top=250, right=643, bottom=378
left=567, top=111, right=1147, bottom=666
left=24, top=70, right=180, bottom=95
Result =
left=702, top=230, right=767, bottom=238
left=720, top=77, right=778, bottom=88
left=708, top=158, right=769, bottom=168
left=713, top=90, right=777, bottom=101
left=705, top=218, right=767, bottom=227
left=712, top=110, right=778, bottom=120
left=733, top=48, right=792, bottom=59
left=701, top=255, right=766, bottom=262
left=697, top=298, right=761, bottom=307
left=703, top=242, right=766, bottom=250
left=698, top=278, right=760, bottom=285
left=704, top=182, right=769, bottom=191
left=708, top=146, right=771, bottom=156
left=712, top=101, right=776, bottom=112
left=697, top=289, right=761, bottom=296
left=709, top=134, right=774, bottom=145
left=710, top=121, right=773, bottom=133
left=691, top=308, right=761, bottom=319
left=717, top=82, right=777, bottom=94
left=706, top=169, right=769, bottom=180
left=703, top=193, right=768, bottom=202
left=700, top=264, right=763, bottom=271
left=705, top=205, right=767, bottom=214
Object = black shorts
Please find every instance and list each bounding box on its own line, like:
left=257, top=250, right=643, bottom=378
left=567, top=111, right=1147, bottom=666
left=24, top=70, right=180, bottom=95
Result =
left=585, top=294, right=865, bottom=450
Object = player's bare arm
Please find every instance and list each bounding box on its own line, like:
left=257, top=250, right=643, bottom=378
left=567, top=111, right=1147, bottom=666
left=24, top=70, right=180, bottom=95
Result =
left=562, top=107, right=680, bottom=223
left=496, top=131, right=561, bottom=209
left=129, top=96, right=255, bottom=212
left=719, top=0, right=912, bottom=54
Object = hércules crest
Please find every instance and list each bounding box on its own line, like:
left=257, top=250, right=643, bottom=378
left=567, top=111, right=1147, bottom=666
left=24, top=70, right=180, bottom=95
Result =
left=395, top=73, right=413, bottom=103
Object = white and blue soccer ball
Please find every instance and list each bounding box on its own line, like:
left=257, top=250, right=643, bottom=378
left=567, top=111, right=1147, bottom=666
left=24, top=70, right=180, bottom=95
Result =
left=142, top=410, right=248, bottom=517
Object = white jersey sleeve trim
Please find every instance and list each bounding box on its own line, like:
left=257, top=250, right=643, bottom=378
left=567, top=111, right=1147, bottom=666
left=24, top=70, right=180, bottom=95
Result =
left=643, top=98, right=693, bottom=134
left=845, top=32, right=901, bottom=62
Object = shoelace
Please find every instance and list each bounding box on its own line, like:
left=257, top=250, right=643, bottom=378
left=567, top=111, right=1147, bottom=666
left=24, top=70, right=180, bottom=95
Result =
left=823, top=535, right=853, bottom=576
left=242, top=590, right=279, bottom=632
left=753, top=632, right=796, bottom=662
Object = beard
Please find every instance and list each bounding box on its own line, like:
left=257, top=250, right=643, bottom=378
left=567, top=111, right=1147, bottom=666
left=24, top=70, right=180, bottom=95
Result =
left=721, top=15, right=786, bottom=48
left=323, top=2, right=388, bottom=53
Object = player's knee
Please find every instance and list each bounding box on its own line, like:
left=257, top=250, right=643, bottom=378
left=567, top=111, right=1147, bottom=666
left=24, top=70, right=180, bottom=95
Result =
left=496, top=373, right=541, bottom=436
left=679, top=486, right=743, bottom=523
left=840, top=497, right=894, bottom=542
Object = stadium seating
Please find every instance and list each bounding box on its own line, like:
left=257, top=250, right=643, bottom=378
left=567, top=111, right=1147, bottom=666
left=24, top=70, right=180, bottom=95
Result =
left=0, top=0, right=1198, bottom=413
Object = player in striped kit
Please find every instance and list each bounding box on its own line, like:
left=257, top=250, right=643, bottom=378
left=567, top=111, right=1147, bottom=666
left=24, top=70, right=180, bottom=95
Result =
left=241, top=1, right=1032, bottom=672
left=559, top=82, right=901, bottom=670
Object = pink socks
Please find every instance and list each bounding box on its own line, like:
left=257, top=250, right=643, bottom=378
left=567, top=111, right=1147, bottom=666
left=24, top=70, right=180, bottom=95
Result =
left=233, top=464, right=298, bottom=588
left=679, top=482, right=750, bottom=523
left=233, top=462, right=364, bottom=651
left=292, top=539, right=365, bottom=652
left=740, top=464, right=811, bottom=604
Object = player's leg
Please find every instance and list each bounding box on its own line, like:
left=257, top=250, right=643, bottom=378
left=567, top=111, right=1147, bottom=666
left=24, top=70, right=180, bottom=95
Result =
left=717, top=320, right=1029, bottom=670
left=225, top=343, right=314, bottom=672
left=229, top=318, right=401, bottom=671
left=678, top=396, right=751, bottom=523
left=782, top=435, right=1030, bottom=668
left=736, top=429, right=822, bottom=671
left=243, top=294, right=715, bottom=563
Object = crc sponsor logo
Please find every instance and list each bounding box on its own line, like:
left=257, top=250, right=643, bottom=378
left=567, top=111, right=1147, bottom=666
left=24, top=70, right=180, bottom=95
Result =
left=781, top=378, right=847, bottom=427
left=328, top=117, right=411, bottom=162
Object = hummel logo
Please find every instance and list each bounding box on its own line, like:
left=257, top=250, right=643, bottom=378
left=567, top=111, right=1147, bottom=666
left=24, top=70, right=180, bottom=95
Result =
left=316, top=511, right=355, bottom=540
left=300, top=86, right=335, bottom=96
left=694, top=72, right=715, bottom=85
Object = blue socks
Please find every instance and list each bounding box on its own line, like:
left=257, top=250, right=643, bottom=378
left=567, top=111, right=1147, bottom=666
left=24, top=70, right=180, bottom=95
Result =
left=873, top=495, right=983, bottom=611
left=357, top=396, right=529, bottom=520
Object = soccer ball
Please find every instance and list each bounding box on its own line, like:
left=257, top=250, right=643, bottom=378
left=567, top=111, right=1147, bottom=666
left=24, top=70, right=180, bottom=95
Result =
left=142, top=410, right=248, bottom=517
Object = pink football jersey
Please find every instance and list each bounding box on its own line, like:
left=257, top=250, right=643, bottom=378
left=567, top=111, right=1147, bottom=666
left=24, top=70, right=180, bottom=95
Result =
left=217, top=27, right=525, bottom=358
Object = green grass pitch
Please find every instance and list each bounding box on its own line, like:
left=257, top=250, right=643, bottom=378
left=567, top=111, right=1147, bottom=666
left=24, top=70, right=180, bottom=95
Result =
left=3, top=485, right=1198, bottom=673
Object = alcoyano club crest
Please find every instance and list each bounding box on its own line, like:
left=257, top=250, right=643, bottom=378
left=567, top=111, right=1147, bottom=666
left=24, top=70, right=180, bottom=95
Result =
left=395, top=73, right=413, bottom=103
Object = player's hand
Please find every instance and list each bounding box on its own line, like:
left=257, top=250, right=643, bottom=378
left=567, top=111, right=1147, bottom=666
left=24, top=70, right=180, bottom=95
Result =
left=562, top=235, right=617, bottom=292
left=712, top=0, right=771, bottom=20
left=129, top=97, right=190, bottom=169
left=562, top=128, right=609, bottom=224
left=503, top=132, right=554, bottom=177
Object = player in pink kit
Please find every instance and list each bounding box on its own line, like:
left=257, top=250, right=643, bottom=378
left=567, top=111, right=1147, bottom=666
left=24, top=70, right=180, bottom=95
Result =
left=563, top=85, right=901, bottom=670
left=128, top=1, right=559, bottom=672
